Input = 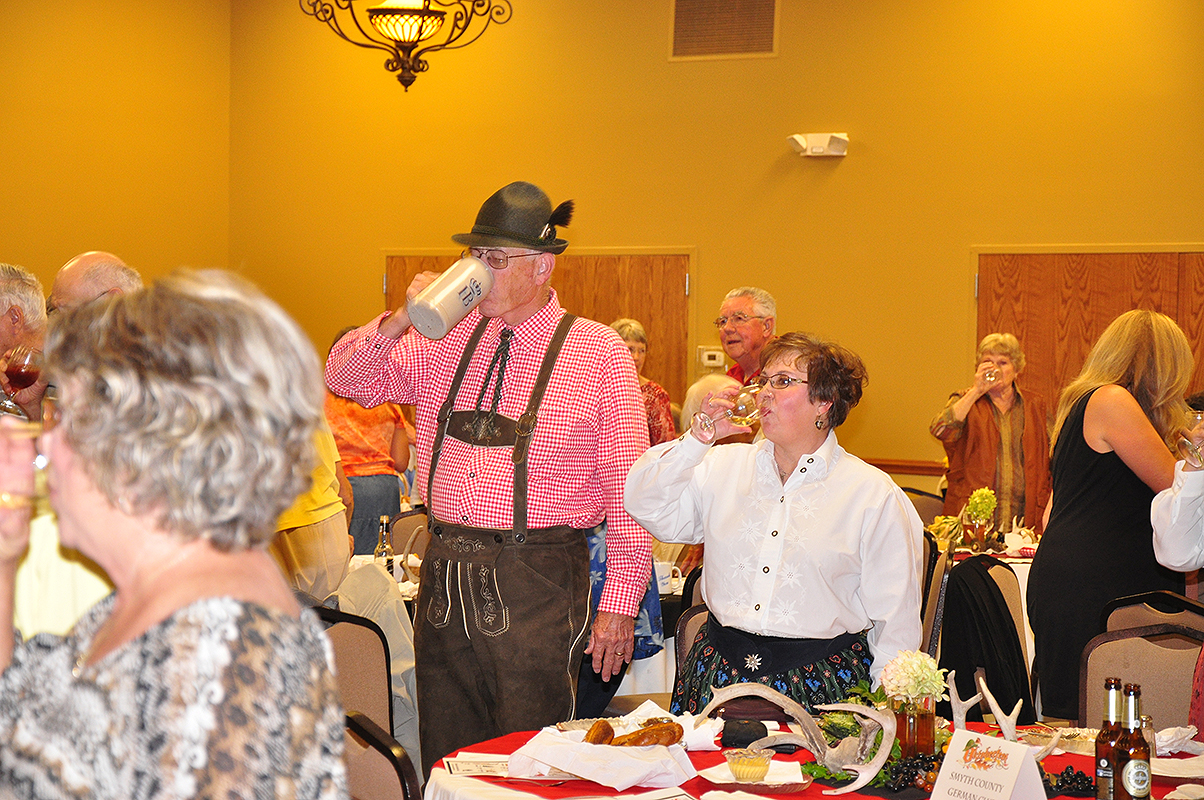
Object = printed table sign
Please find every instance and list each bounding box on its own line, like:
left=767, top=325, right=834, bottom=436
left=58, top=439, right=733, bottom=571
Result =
left=931, top=728, right=1045, bottom=800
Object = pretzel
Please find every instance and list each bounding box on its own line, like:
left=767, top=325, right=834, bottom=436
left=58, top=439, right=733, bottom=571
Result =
left=583, top=719, right=614, bottom=745
left=611, top=721, right=683, bottom=747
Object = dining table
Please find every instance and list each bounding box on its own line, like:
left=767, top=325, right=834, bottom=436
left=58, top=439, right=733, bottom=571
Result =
left=422, top=722, right=1201, bottom=800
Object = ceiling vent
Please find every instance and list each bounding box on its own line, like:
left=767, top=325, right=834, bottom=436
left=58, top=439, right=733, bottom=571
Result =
left=671, top=0, right=778, bottom=60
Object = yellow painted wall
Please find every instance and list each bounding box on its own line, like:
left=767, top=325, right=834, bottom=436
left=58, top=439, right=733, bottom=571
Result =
left=7, top=1, right=1204, bottom=467
left=229, top=0, right=1204, bottom=464
left=0, top=0, right=230, bottom=284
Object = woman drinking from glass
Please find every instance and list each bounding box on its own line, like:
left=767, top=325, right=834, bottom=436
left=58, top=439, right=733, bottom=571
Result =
left=0, top=270, right=347, bottom=798
left=624, top=332, right=922, bottom=713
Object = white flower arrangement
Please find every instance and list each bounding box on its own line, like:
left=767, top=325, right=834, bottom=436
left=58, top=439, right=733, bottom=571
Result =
left=880, top=650, right=949, bottom=704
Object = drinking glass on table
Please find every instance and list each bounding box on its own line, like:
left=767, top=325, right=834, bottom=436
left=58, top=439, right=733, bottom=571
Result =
left=1178, top=409, right=1204, bottom=469
left=0, top=347, right=42, bottom=419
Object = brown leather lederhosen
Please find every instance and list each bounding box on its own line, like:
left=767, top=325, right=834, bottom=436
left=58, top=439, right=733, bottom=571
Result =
left=413, top=314, right=593, bottom=778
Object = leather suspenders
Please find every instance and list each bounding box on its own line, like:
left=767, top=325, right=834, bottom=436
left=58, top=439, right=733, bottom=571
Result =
left=427, top=313, right=578, bottom=540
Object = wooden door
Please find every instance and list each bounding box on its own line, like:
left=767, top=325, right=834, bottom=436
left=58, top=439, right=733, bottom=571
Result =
left=977, top=251, right=1204, bottom=407
left=385, top=253, right=691, bottom=403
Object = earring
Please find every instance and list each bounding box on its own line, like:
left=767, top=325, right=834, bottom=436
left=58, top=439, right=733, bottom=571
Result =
left=815, top=417, right=825, bottom=430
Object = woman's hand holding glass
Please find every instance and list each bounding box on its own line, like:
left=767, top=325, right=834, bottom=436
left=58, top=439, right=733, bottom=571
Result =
left=0, top=347, right=47, bottom=421
left=1178, top=409, right=1204, bottom=471
left=972, top=360, right=1000, bottom=394
left=690, top=385, right=757, bottom=443
left=0, top=417, right=40, bottom=562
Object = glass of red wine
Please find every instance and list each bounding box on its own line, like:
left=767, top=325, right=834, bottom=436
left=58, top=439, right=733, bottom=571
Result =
left=0, top=347, right=43, bottom=418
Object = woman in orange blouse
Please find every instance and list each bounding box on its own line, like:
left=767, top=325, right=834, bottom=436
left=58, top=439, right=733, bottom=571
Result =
left=326, top=330, right=411, bottom=554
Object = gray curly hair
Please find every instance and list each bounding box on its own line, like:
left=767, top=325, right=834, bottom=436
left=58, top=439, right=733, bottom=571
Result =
left=45, top=268, right=323, bottom=551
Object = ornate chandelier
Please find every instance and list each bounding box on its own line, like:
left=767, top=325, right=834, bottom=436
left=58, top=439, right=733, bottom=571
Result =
left=300, top=0, right=513, bottom=90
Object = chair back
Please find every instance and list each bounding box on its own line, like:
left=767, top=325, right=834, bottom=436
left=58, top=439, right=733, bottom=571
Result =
left=919, top=530, right=939, bottom=618
left=317, top=606, right=395, bottom=735
left=1079, top=623, right=1204, bottom=728
left=345, top=711, right=422, bottom=800
left=985, top=559, right=1027, bottom=667
left=901, top=487, right=945, bottom=527
left=936, top=555, right=1034, bottom=725
left=390, top=510, right=429, bottom=583
left=675, top=603, right=709, bottom=674
left=920, top=544, right=954, bottom=658
left=1102, top=590, right=1204, bottom=635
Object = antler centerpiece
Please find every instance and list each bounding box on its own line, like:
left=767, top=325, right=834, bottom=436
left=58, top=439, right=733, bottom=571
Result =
left=693, top=683, right=895, bottom=795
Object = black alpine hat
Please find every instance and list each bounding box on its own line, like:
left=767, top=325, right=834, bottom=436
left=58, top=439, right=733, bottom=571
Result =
left=452, top=181, right=574, bottom=255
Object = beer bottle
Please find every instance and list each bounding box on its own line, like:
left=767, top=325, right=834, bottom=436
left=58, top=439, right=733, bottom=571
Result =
left=1095, top=677, right=1123, bottom=799
left=1114, top=683, right=1151, bottom=800
left=374, top=515, right=395, bottom=578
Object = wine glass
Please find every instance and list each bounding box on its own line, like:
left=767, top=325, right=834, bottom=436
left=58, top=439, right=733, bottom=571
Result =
left=984, top=367, right=999, bottom=384
left=692, top=384, right=761, bottom=439
left=0, top=416, right=45, bottom=510
left=1178, top=409, right=1204, bottom=469
left=0, top=347, right=42, bottom=419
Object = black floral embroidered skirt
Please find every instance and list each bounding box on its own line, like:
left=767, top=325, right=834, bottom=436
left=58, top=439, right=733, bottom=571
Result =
left=670, top=618, right=872, bottom=714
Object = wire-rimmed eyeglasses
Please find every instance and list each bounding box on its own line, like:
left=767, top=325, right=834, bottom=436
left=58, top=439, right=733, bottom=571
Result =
left=756, top=374, right=808, bottom=390
left=713, top=313, right=766, bottom=328
left=466, top=248, right=544, bottom=271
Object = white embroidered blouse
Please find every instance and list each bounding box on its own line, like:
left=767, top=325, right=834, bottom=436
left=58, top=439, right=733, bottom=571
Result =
left=624, top=430, right=923, bottom=681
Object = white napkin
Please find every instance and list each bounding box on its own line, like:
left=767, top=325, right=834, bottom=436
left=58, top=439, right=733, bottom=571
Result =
left=1163, top=785, right=1204, bottom=799
left=701, top=792, right=766, bottom=800
left=510, top=729, right=696, bottom=791
left=1158, top=726, right=1204, bottom=756
left=1152, top=754, right=1204, bottom=779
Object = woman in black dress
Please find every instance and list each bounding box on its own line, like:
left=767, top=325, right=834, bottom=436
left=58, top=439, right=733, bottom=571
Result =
left=1028, top=309, right=1192, bottom=721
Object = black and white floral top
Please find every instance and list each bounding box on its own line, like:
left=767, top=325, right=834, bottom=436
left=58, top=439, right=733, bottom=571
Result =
left=0, top=595, right=348, bottom=799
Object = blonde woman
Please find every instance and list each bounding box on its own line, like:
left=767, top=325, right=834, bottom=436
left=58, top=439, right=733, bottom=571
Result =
left=1028, top=309, right=1192, bottom=721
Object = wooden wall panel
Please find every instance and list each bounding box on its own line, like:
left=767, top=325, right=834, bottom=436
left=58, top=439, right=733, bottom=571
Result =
left=1179, top=253, right=1204, bottom=395
left=385, top=253, right=690, bottom=404
left=979, top=251, right=1196, bottom=412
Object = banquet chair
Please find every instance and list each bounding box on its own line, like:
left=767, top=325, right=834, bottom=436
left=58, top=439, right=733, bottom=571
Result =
left=316, top=606, right=395, bottom=736
left=901, top=487, right=945, bottom=528
left=920, top=544, right=953, bottom=658
left=936, top=555, right=1034, bottom=725
left=1079, top=623, right=1204, bottom=728
left=389, top=510, right=429, bottom=583
left=345, top=711, right=422, bottom=800
left=919, top=530, right=940, bottom=618
left=1101, top=590, right=1204, bottom=634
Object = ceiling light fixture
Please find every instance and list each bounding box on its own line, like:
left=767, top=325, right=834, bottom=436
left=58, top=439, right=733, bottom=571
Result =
left=300, top=0, right=513, bottom=90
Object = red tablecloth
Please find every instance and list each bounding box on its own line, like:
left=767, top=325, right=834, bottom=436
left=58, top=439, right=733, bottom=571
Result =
left=431, top=724, right=1161, bottom=799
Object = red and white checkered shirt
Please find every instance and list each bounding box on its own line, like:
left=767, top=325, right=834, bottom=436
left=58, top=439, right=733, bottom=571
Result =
left=325, top=291, right=652, bottom=617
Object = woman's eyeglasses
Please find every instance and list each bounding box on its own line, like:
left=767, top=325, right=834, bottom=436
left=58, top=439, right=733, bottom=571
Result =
left=756, top=374, right=808, bottom=390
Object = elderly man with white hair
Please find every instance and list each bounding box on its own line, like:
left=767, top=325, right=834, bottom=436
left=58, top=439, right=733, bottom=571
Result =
left=715, top=286, right=776, bottom=385
left=0, top=263, right=47, bottom=374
